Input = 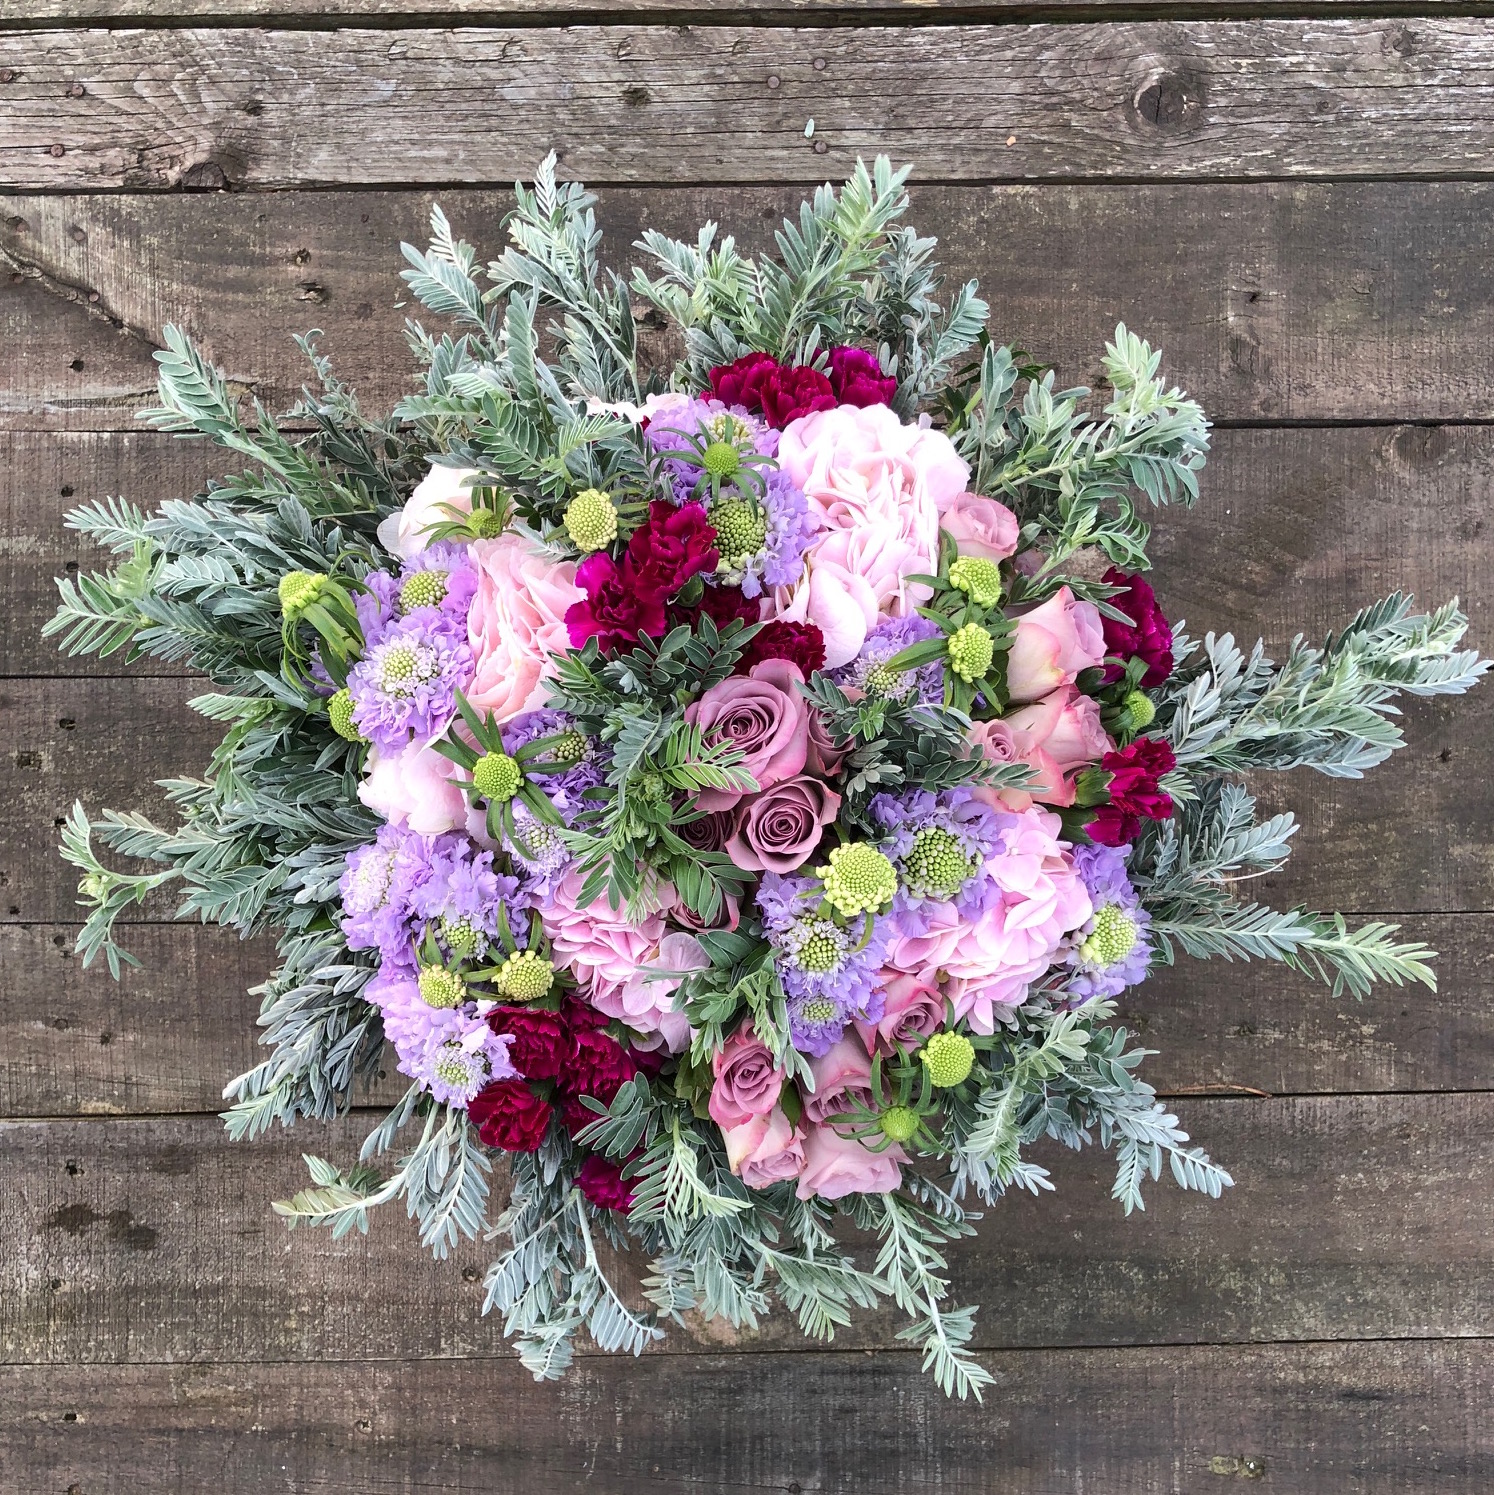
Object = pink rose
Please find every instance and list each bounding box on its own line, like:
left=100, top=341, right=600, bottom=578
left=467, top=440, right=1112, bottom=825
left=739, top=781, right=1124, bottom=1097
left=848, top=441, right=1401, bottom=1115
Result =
left=376, top=463, right=478, bottom=561
left=685, top=659, right=809, bottom=813
left=773, top=525, right=926, bottom=669
left=466, top=534, right=583, bottom=725
left=999, top=686, right=1111, bottom=809
left=541, top=868, right=674, bottom=1007
left=723, top=1105, right=806, bottom=1187
left=883, top=807, right=1093, bottom=1033
left=725, top=774, right=842, bottom=874
left=795, top=1122, right=905, bottom=1200
left=855, top=971, right=945, bottom=1055
left=965, top=718, right=1027, bottom=811
left=802, top=1034, right=874, bottom=1124
left=589, top=931, right=706, bottom=1053
left=708, top=1021, right=786, bottom=1130
left=358, top=737, right=468, bottom=834
left=805, top=706, right=851, bottom=778
left=938, top=490, right=1019, bottom=562
left=1005, top=586, right=1107, bottom=704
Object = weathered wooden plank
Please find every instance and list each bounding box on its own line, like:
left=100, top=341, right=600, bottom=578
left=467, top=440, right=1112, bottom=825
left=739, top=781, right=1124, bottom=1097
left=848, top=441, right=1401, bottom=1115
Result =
left=10, top=181, right=1494, bottom=433
left=2, top=1340, right=1488, bottom=1494
left=1, top=22, right=1491, bottom=192
left=6, top=912, right=1492, bottom=1118
left=2, top=1094, right=1489, bottom=1362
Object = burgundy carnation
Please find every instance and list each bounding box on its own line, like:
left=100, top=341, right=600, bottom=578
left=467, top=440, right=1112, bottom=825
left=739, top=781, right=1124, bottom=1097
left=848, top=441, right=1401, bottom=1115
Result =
left=565, top=550, right=667, bottom=653
left=1089, top=736, right=1177, bottom=846
left=487, top=1006, right=572, bottom=1083
left=576, top=1154, right=635, bottom=1213
left=568, top=1028, right=639, bottom=1101
left=760, top=364, right=837, bottom=428
left=1100, top=567, right=1175, bottom=688
left=468, top=1080, right=552, bottom=1153
left=628, top=500, right=719, bottom=597
left=828, top=346, right=897, bottom=408
left=670, top=581, right=759, bottom=636
left=709, top=352, right=781, bottom=412
left=735, top=619, right=826, bottom=677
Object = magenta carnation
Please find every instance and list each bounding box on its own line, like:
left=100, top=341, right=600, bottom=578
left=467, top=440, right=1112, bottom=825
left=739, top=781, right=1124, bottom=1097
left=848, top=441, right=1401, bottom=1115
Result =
left=1089, top=736, right=1177, bottom=846
left=1100, top=567, right=1175, bottom=688
left=828, top=346, right=897, bottom=407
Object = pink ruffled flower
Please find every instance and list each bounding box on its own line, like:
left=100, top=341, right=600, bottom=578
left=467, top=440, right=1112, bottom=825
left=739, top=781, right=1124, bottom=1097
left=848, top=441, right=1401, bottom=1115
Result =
left=884, top=807, right=1092, bottom=1033
left=466, top=534, right=582, bottom=724
left=938, top=490, right=1019, bottom=562
left=802, top=1034, right=874, bottom=1124
left=376, top=463, right=477, bottom=561
left=685, top=658, right=810, bottom=813
left=795, top=1122, right=904, bottom=1200
left=588, top=931, right=707, bottom=1053
left=1005, top=586, right=1107, bottom=703
left=357, top=737, right=468, bottom=834
left=999, top=685, right=1111, bottom=809
left=854, top=970, right=946, bottom=1055
left=723, top=1105, right=806, bottom=1187
left=540, top=868, right=674, bottom=1010
left=708, top=1021, right=786, bottom=1130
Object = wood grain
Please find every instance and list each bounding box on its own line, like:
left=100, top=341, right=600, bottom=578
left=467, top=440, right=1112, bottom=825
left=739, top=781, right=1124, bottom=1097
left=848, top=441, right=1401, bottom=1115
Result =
left=2, top=22, right=1492, bottom=191
left=6, top=913, right=1490, bottom=1117
left=2, top=1093, right=1489, bottom=1363
left=10, top=181, right=1494, bottom=433
left=3, top=1341, right=1488, bottom=1494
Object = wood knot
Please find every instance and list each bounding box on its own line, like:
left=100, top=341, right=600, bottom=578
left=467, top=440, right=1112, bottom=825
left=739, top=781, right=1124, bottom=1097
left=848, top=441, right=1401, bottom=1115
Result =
left=180, top=160, right=228, bottom=192
left=621, top=84, right=651, bottom=107
left=1132, top=71, right=1205, bottom=130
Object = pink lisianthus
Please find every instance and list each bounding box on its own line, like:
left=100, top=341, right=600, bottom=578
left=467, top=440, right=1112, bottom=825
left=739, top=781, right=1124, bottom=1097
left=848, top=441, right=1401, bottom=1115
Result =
left=802, top=1034, right=874, bottom=1124
left=999, top=686, right=1112, bottom=808
left=708, top=1021, right=786, bottom=1130
left=884, top=807, right=1092, bottom=1033
left=854, top=970, right=946, bottom=1055
left=540, top=868, right=675, bottom=1009
left=588, top=931, right=707, bottom=1053
left=796, top=1122, right=905, bottom=1200
left=376, top=462, right=477, bottom=561
left=685, top=658, right=810, bottom=813
left=357, top=737, right=468, bottom=833
left=465, top=534, right=582, bottom=724
left=723, top=1105, right=806, bottom=1187
left=1005, top=586, right=1108, bottom=703
left=938, top=490, right=1020, bottom=562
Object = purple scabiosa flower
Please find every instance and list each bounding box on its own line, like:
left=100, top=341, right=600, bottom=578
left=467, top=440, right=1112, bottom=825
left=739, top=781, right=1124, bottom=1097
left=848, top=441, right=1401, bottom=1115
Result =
left=504, top=800, right=572, bottom=898
left=711, top=468, right=815, bottom=600
left=346, top=613, right=473, bottom=753
left=407, top=839, right=525, bottom=964
left=500, top=710, right=606, bottom=821
left=1063, top=843, right=1152, bottom=1000
left=832, top=614, right=945, bottom=707
left=756, top=872, right=887, bottom=1056
left=354, top=568, right=400, bottom=650
left=870, top=786, right=1002, bottom=914
left=395, top=540, right=479, bottom=628
left=339, top=823, right=436, bottom=971
left=647, top=397, right=779, bottom=491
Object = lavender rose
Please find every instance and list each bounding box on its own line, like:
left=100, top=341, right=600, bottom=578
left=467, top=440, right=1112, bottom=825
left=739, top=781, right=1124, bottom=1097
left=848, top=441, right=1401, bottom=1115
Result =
left=685, top=659, right=810, bottom=813
left=724, top=774, right=842, bottom=874
left=708, top=1021, right=786, bottom=1130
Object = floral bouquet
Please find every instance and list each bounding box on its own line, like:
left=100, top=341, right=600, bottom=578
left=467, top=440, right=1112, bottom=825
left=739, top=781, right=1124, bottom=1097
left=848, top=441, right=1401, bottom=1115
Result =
left=50, top=159, right=1485, bottom=1396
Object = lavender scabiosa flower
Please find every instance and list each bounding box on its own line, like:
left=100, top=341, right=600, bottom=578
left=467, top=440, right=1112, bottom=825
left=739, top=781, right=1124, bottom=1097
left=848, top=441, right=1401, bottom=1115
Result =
left=339, top=823, right=437, bottom=971
left=757, top=872, right=887, bottom=1056
left=407, top=839, right=525, bottom=964
left=354, top=568, right=400, bottom=650
left=647, top=397, right=778, bottom=497
left=870, top=786, right=1002, bottom=913
left=504, top=800, right=572, bottom=898
left=396, top=540, right=478, bottom=626
left=832, top=615, right=945, bottom=707
left=346, top=613, right=473, bottom=752
left=1063, top=843, right=1152, bottom=1000
left=500, top=709, right=606, bottom=820
left=712, top=468, right=815, bottom=599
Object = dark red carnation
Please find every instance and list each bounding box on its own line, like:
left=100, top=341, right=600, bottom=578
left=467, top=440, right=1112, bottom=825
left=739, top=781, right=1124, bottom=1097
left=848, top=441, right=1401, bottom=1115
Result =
left=1100, top=567, right=1175, bottom=688
left=828, top=346, right=897, bottom=408
left=709, top=352, right=781, bottom=412
left=735, top=619, right=826, bottom=678
left=468, top=1080, right=552, bottom=1153
left=486, top=1006, right=573, bottom=1083
left=560, top=995, right=609, bottom=1033
left=669, top=581, right=759, bottom=636
left=576, top=1154, right=635, bottom=1212
left=559, top=1029, right=640, bottom=1136
left=760, top=364, right=837, bottom=428
left=1089, top=736, right=1177, bottom=846
left=627, top=500, right=719, bottom=598
left=565, top=550, right=667, bottom=653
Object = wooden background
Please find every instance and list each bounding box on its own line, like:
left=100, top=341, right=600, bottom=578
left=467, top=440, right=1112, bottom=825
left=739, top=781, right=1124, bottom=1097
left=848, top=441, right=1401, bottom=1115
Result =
left=1, top=1, right=1491, bottom=1490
